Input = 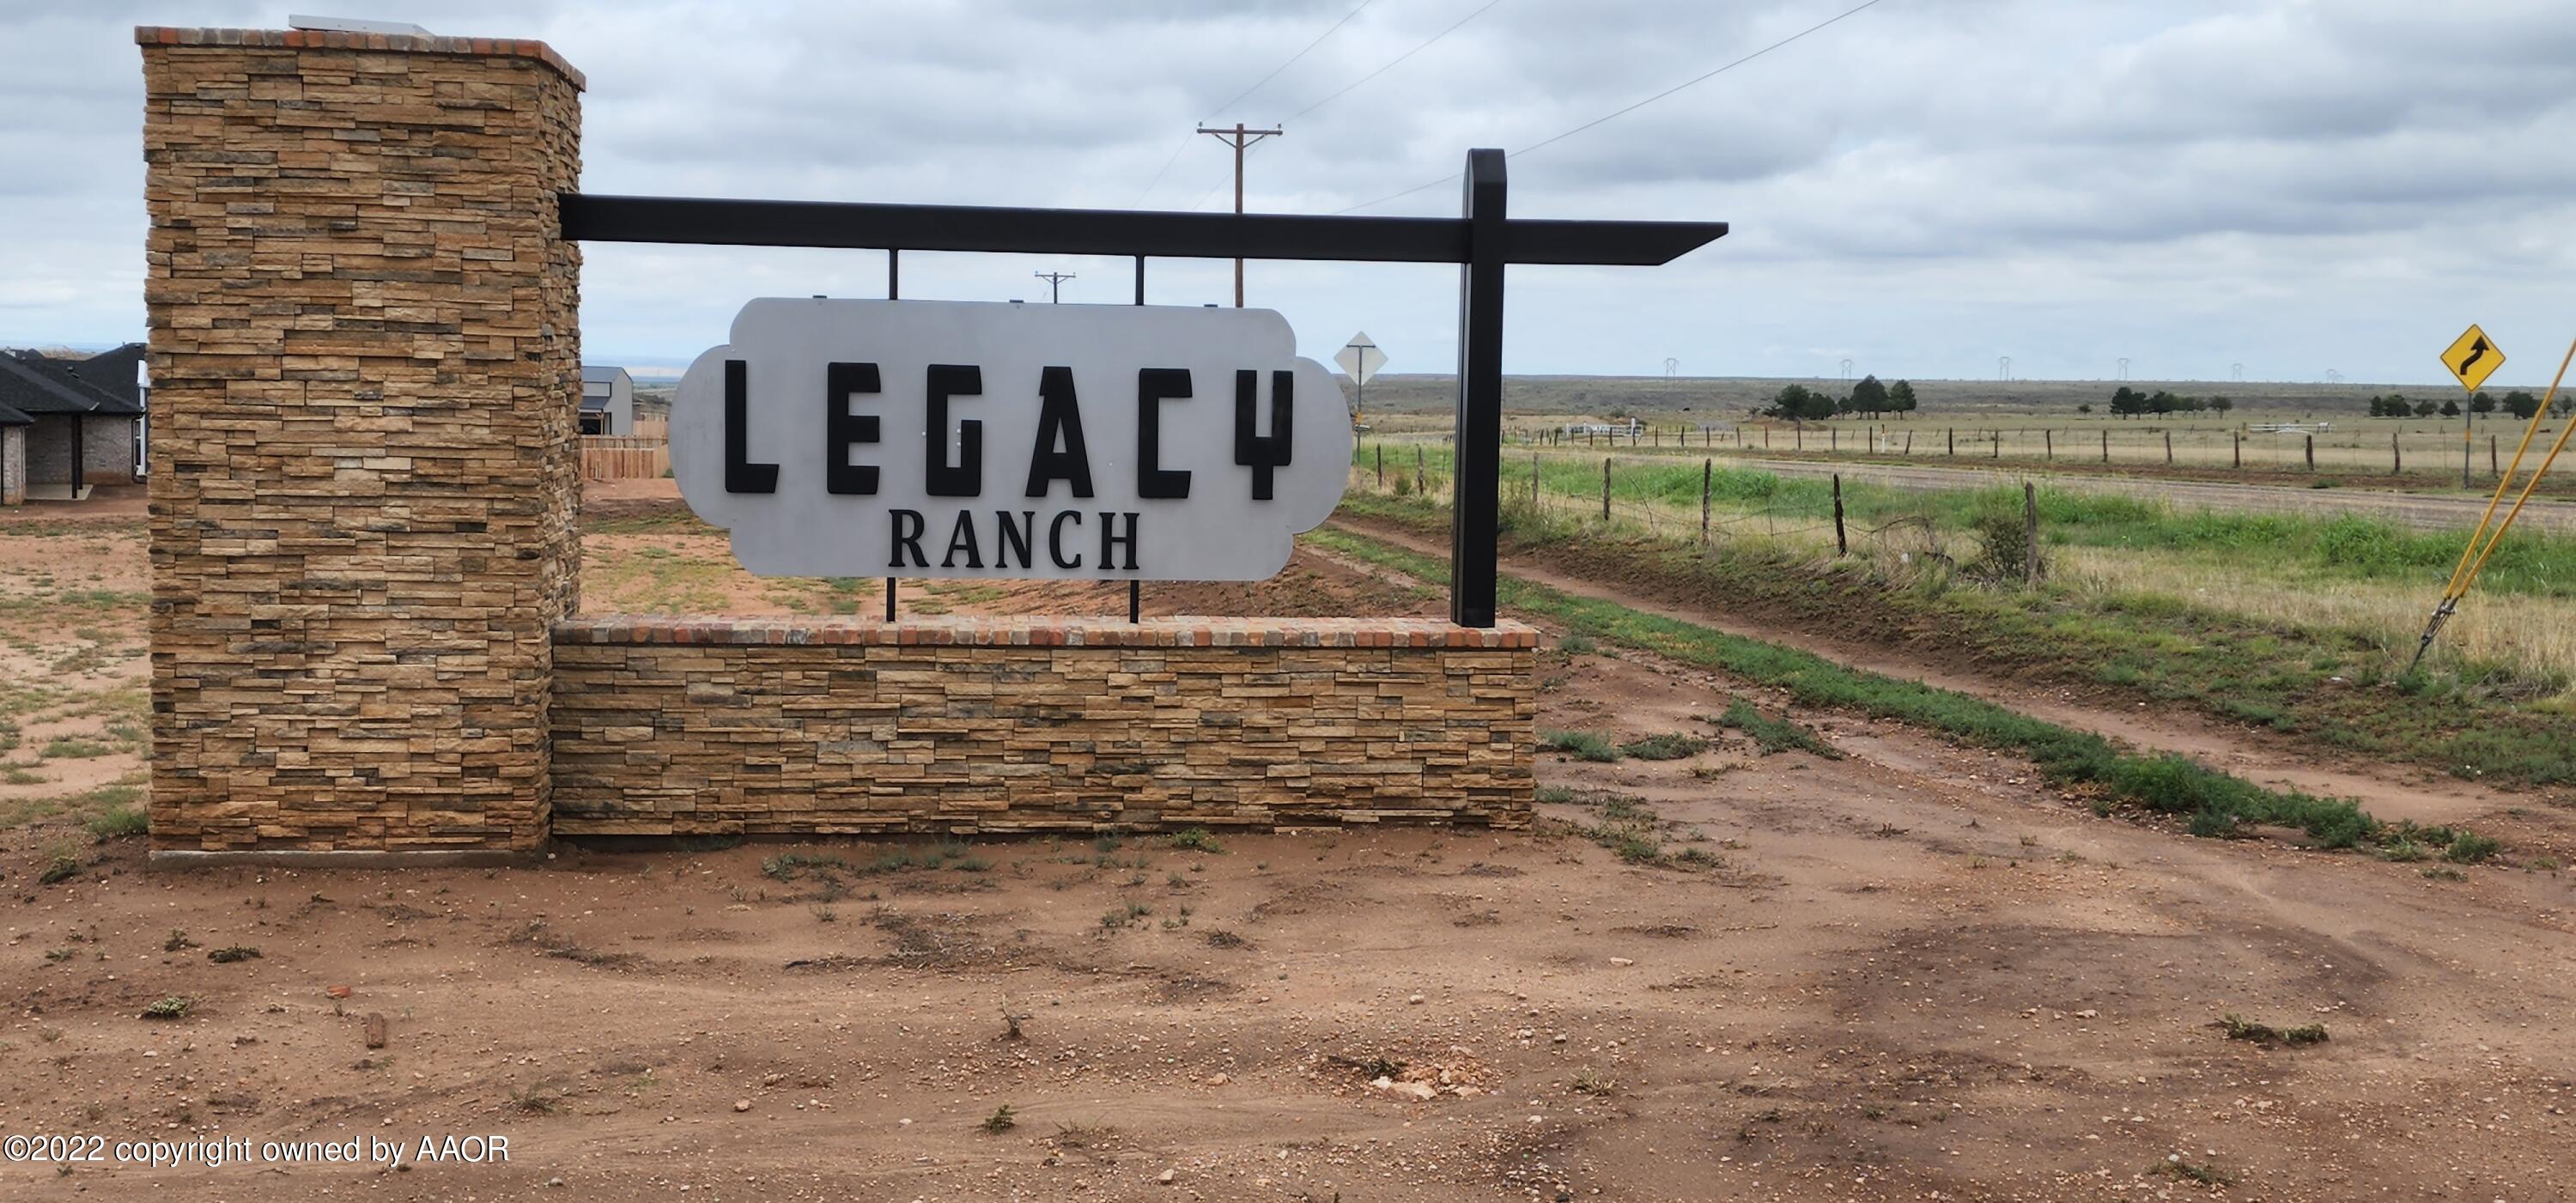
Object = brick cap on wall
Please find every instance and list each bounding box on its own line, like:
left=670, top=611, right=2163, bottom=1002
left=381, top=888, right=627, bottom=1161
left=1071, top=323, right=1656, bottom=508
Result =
left=556, top=615, right=1541, bottom=649
left=135, top=25, right=586, bottom=90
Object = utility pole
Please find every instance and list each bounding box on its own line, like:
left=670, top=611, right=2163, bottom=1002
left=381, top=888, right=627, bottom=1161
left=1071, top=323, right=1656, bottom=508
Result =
left=1197, top=122, right=1282, bottom=307
left=1034, top=270, right=1075, bottom=302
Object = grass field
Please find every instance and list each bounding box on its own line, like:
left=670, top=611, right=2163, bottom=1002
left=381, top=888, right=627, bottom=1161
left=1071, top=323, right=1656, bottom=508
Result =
left=1347, top=374, right=2570, bottom=488
left=1360, top=441, right=2576, bottom=693
left=1341, top=450, right=2576, bottom=790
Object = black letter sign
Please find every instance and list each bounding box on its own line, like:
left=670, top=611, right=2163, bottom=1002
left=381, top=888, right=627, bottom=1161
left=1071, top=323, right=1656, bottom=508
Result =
left=725, top=359, right=779, bottom=494
left=1234, top=368, right=1294, bottom=501
left=1023, top=366, right=1096, bottom=498
left=926, top=363, right=983, bottom=497
left=1136, top=368, right=1192, bottom=500
left=825, top=361, right=880, bottom=495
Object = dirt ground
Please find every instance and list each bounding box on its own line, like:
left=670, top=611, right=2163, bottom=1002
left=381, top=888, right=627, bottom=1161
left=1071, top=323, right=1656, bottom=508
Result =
left=3, top=492, right=2574, bottom=1200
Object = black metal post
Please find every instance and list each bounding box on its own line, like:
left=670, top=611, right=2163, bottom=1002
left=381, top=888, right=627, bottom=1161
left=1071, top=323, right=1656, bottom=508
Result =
left=1449, top=149, right=1506, bottom=628
left=1131, top=253, right=1145, bottom=624
left=884, top=247, right=900, bottom=621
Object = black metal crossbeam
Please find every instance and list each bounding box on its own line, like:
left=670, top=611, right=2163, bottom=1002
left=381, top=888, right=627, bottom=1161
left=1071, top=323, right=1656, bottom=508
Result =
left=559, top=193, right=1723, bottom=267
left=559, top=152, right=1724, bottom=629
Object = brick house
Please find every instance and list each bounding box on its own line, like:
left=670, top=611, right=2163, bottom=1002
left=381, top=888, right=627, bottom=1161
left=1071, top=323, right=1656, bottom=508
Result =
left=0, top=345, right=148, bottom=502
left=0, top=399, right=27, bottom=506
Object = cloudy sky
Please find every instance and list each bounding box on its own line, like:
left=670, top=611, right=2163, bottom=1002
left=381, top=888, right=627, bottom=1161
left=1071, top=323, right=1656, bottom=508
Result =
left=4, top=0, right=2573, bottom=386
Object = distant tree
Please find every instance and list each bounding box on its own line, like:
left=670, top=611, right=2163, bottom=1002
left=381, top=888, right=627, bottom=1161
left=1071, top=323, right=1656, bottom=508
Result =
left=1767, top=383, right=1836, bottom=422
left=2076, top=403, right=2093, bottom=414
left=2470, top=391, right=2496, bottom=414
left=2412, top=398, right=2438, bottom=416
left=2179, top=395, right=2208, bottom=412
left=1847, top=374, right=1888, bottom=418
left=2208, top=396, right=2233, bottom=414
left=2148, top=390, right=2183, bottom=415
left=2555, top=395, right=2573, bottom=419
left=1886, top=379, right=1917, bottom=416
left=2110, top=386, right=2147, bottom=417
left=2439, top=398, right=2461, bottom=417
left=2503, top=390, right=2541, bottom=420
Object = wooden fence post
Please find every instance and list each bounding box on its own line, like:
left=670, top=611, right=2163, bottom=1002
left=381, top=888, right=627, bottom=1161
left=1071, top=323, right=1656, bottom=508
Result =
left=1832, top=473, right=1848, bottom=557
left=1904, top=431, right=1913, bottom=454
left=2492, top=434, right=2500, bottom=478
left=1831, top=426, right=1838, bottom=452
left=2164, top=431, right=2173, bottom=464
left=1375, top=443, right=1383, bottom=487
left=1416, top=446, right=1426, bottom=493
left=2044, top=428, right=2053, bottom=459
left=1948, top=428, right=1955, bottom=456
left=2101, top=429, right=2109, bottom=463
left=1601, top=457, right=1612, bottom=522
left=2233, top=430, right=2241, bottom=468
left=2022, top=481, right=2041, bottom=588
left=2306, top=434, right=2315, bottom=470
left=2392, top=431, right=2401, bottom=474
left=1700, top=458, right=1712, bottom=546
left=1991, top=430, right=2000, bottom=459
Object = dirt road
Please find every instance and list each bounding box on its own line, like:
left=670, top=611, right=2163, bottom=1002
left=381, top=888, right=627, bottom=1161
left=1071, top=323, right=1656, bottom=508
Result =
left=1727, top=457, right=2576, bottom=533
left=1335, top=518, right=2525, bottom=830
left=5, top=521, right=2574, bottom=1200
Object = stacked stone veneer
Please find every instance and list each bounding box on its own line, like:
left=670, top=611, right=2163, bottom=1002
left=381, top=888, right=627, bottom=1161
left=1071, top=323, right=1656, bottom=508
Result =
left=140, top=27, right=584, bottom=855
left=551, top=617, right=1536, bottom=834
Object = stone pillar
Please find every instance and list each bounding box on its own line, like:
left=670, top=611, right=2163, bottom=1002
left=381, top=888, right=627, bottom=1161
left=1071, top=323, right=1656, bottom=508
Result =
left=139, top=27, right=583, bottom=861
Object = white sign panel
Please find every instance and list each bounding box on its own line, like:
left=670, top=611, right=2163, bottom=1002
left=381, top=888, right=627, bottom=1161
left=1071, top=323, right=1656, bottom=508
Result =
left=1334, top=332, right=1387, bottom=386
left=671, top=299, right=1352, bottom=581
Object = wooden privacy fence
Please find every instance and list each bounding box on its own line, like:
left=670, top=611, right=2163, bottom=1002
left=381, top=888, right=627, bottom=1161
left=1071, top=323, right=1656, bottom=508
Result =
left=580, top=435, right=669, bottom=480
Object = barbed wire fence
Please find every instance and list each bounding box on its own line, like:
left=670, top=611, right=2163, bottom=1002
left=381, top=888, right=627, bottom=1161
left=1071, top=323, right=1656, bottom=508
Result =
left=1357, top=444, right=2020, bottom=583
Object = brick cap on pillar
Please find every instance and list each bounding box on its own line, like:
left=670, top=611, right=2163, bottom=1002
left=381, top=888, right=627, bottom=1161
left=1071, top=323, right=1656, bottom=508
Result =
left=134, top=25, right=586, bottom=90
left=555, top=615, right=1543, bottom=650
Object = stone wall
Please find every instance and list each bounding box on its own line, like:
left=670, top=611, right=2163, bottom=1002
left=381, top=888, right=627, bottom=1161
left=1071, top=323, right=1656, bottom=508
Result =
left=550, top=617, right=1535, bottom=835
left=140, top=27, right=584, bottom=856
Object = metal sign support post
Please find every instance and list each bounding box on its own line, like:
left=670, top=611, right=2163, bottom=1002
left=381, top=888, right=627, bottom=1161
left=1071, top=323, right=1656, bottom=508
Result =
left=558, top=152, right=1723, bottom=627
left=1451, top=150, right=1506, bottom=628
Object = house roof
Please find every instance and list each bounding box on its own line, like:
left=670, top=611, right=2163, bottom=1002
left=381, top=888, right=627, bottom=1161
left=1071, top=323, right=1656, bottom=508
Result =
left=0, top=349, right=146, bottom=417
left=581, top=365, right=630, bottom=386
left=0, top=399, right=30, bottom=427
left=71, top=344, right=147, bottom=407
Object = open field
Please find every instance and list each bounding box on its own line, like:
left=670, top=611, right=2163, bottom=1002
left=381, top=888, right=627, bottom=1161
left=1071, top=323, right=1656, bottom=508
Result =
left=1346, top=374, right=2576, bottom=495
left=5, top=496, right=2575, bottom=1200
left=1356, top=444, right=2576, bottom=723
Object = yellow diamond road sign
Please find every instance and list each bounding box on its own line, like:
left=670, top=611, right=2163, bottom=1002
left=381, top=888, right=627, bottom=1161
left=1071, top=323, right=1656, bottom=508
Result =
left=2441, top=324, right=2505, bottom=392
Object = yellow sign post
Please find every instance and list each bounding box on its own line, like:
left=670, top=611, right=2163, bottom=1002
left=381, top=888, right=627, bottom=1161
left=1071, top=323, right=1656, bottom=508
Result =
left=2441, top=325, right=2505, bottom=489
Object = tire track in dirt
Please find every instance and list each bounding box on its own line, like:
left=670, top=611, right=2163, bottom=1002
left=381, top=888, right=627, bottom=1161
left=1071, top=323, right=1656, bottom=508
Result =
left=1327, top=516, right=2530, bottom=829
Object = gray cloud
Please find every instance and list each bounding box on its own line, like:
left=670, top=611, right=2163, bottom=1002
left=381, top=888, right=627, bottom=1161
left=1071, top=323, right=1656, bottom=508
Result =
left=1, top=0, right=2570, bottom=386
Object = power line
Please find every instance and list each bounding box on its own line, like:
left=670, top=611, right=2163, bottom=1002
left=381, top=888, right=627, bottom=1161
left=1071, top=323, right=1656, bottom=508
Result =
left=1333, top=0, right=1891, bottom=214
left=1207, top=0, right=1376, bottom=119
left=1133, top=137, right=1195, bottom=206
left=1282, top=0, right=1508, bottom=125
left=1139, top=0, right=1371, bottom=207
